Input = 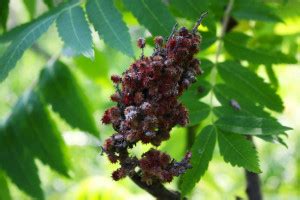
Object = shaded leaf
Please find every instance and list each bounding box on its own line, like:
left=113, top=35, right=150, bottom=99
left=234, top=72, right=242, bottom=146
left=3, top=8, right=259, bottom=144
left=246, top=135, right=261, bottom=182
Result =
left=200, top=59, right=214, bottom=78
left=233, top=0, right=282, bottom=22
left=0, top=0, right=81, bottom=82
left=123, top=0, right=176, bottom=36
left=265, top=64, right=279, bottom=90
left=43, top=0, right=54, bottom=8
left=224, top=33, right=297, bottom=65
left=201, top=32, right=217, bottom=50
left=214, top=84, right=270, bottom=118
left=181, top=79, right=211, bottom=104
left=23, top=0, right=36, bottom=19
left=215, top=115, right=291, bottom=136
left=180, top=125, right=216, bottom=195
left=6, top=90, right=70, bottom=177
left=38, top=61, right=98, bottom=136
left=0, top=0, right=9, bottom=31
left=186, top=102, right=210, bottom=126
left=218, top=130, right=261, bottom=173
left=0, top=129, right=43, bottom=199
left=217, top=61, right=284, bottom=112
left=86, top=0, right=133, bottom=57
left=57, top=6, right=94, bottom=58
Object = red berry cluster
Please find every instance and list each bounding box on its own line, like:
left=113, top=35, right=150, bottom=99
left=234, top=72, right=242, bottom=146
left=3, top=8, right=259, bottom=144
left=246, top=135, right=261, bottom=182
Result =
left=101, top=23, right=203, bottom=184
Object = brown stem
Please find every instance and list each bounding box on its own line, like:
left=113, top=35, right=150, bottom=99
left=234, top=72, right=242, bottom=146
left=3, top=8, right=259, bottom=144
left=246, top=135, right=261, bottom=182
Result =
left=130, top=172, right=185, bottom=200
left=245, top=136, right=263, bottom=200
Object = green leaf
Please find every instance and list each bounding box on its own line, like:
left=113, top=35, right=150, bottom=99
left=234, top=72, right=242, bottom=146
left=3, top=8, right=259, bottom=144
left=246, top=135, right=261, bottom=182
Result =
left=6, top=90, right=70, bottom=177
left=123, top=0, right=176, bottom=36
left=0, top=171, right=11, bottom=200
left=0, top=22, right=31, bottom=43
left=200, top=59, right=214, bottom=78
left=201, top=32, right=217, bottom=50
left=74, top=49, right=109, bottom=80
left=57, top=6, right=94, bottom=58
left=233, top=0, right=282, bottom=22
left=265, top=64, right=279, bottom=90
left=181, top=79, right=212, bottom=104
left=23, top=0, right=36, bottom=19
left=0, top=0, right=81, bottom=82
left=180, top=125, right=216, bottom=196
left=217, top=130, right=261, bottom=173
left=215, top=115, right=291, bottom=136
left=169, top=0, right=210, bottom=21
left=86, top=0, right=133, bottom=57
left=214, top=84, right=270, bottom=118
left=0, top=129, right=43, bottom=199
left=186, top=102, right=210, bottom=126
left=217, top=61, right=284, bottom=112
left=43, top=0, right=54, bottom=8
left=37, top=61, right=98, bottom=136
left=0, top=0, right=9, bottom=31
left=224, top=33, right=297, bottom=65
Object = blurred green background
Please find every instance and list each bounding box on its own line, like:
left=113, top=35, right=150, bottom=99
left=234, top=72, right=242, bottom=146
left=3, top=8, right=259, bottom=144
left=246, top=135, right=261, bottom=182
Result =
left=0, top=0, right=299, bottom=199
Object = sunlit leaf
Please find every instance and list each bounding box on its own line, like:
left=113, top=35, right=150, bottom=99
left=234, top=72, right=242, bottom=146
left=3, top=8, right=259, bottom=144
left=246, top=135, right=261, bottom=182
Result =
left=86, top=0, right=134, bottom=57
left=0, top=0, right=81, bottom=82
left=57, top=6, right=94, bottom=58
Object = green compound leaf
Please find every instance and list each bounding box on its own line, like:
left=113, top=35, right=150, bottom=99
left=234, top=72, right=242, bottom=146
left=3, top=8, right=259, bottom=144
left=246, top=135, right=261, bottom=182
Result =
left=217, top=61, right=284, bottom=112
left=233, top=0, right=282, bottom=22
left=86, top=0, right=134, bottom=57
left=57, top=6, right=94, bottom=58
left=180, top=125, right=216, bottom=196
left=224, top=33, right=297, bottom=65
left=0, top=0, right=9, bottom=31
left=0, top=171, right=11, bottom=200
left=37, top=61, right=98, bottom=136
left=123, top=0, right=176, bottom=37
left=218, top=130, right=261, bottom=173
left=0, top=0, right=81, bottom=82
left=215, top=115, right=291, bottom=136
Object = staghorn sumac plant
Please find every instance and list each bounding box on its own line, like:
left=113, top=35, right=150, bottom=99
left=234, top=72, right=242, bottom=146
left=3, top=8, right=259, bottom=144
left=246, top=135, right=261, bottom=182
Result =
left=101, top=13, right=208, bottom=198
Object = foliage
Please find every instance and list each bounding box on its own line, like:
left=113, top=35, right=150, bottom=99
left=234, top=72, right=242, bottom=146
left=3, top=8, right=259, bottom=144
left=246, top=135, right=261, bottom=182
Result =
left=0, top=0, right=299, bottom=199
